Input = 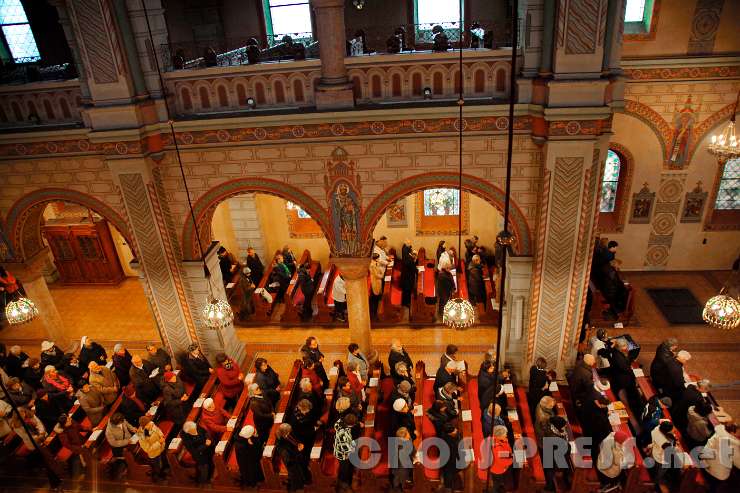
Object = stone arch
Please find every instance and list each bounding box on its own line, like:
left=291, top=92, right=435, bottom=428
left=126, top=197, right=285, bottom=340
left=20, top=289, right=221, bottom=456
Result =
left=623, top=99, right=671, bottom=161
left=362, top=173, right=533, bottom=255
left=3, top=188, right=135, bottom=261
left=181, top=177, right=334, bottom=260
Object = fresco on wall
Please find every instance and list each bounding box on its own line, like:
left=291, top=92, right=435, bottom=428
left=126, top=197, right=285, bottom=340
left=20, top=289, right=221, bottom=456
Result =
left=680, top=182, right=709, bottom=223
left=324, top=146, right=369, bottom=256
left=386, top=198, right=408, bottom=228
left=667, top=97, right=695, bottom=168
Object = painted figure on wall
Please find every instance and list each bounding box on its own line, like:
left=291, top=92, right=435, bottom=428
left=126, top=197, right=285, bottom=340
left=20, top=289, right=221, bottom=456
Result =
left=386, top=198, right=408, bottom=228
left=332, top=182, right=362, bottom=256
left=668, top=97, right=695, bottom=167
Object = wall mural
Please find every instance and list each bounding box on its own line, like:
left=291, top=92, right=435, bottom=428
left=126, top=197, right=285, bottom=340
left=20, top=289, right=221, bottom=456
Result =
left=667, top=97, right=695, bottom=169
left=325, top=147, right=368, bottom=257
left=629, top=183, right=655, bottom=224
left=385, top=198, right=408, bottom=228
left=680, top=182, right=709, bottom=223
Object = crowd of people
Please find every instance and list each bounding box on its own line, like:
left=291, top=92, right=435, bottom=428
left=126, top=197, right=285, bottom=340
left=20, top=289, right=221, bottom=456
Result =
left=216, top=233, right=503, bottom=325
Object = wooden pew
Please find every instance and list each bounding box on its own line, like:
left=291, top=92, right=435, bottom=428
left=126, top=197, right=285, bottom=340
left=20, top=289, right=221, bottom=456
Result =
left=357, top=365, right=382, bottom=486
left=122, top=391, right=174, bottom=482
left=212, top=365, right=257, bottom=487
left=315, top=263, right=339, bottom=323
left=412, top=362, right=427, bottom=492
left=512, top=386, right=548, bottom=492
left=165, top=373, right=219, bottom=485
left=280, top=249, right=310, bottom=324
left=418, top=362, right=442, bottom=486
left=81, top=393, right=124, bottom=478
left=455, top=365, right=476, bottom=491
left=260, top=360, right=304, bottom=490
left=479, top=263, right=499, bottom=324
left=253, top=249, right=281, bottom=322
left=414, top=248, right=437, bottom=324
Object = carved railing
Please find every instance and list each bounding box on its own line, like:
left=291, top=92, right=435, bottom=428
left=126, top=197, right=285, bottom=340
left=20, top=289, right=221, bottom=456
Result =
left=0, top=79, right=83, bottom=129
left=163, top=49, right=513, bottom=116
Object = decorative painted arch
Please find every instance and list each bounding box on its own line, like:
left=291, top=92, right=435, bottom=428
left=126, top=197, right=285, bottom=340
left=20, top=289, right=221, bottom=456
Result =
left=362, top=173, right=533, bottom=255
left=623, top=99, right=671, bottom=161
left=688, top=103, right=737, bottom=165
left=182, top=177, right=334, bottom=260
left=3, top=188, right=135, bottom=261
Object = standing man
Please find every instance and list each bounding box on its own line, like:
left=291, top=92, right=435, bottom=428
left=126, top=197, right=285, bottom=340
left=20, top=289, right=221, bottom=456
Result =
left=369, top=253, right=385, bottom=321
left=436, top=264, right=456, bottom=321
left=246, top=247, right=264, bottom=284
left=373, top=236, right=389, bottom=269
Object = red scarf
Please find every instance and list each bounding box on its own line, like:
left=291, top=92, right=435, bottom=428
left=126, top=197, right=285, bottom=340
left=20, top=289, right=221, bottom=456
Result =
left=45, top=372, right=70, bottom=391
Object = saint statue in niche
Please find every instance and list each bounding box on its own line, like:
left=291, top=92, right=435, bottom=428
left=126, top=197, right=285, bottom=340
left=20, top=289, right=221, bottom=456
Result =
left=667, top=97, right=695, bottom=167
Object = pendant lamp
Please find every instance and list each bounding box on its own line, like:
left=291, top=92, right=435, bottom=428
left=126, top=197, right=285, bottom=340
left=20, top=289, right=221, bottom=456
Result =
left=5, top=295, right=39, bottom=325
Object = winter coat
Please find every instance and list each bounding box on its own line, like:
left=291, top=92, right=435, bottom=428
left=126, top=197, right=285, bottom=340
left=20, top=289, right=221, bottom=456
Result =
left=201, top=406, right=231, bottom=440
left=702, top=424, right=740, bottom=480
left=467, top=262, right=486, bottom=305
left=249, top=395, right=274, bottom=437
left=89, top=367, right=119, bottom=405
left=79, top=342, right=107, bottom=369
left=137, top=423, right=165, bottom=458
left=597, top=432, right=631, bottom=478
left=182, top=354, right=212, bottom=387
left=216, top=359, right=244, bottom=399
left=490, top=435, right=513, bottom=475
left=105, top=419, right=136, bottom=448
left=129, top=361, right=159, bottom=403
left=6, top=382, right=35, bottom=407
left=182, top=427, right=213, bottom=465
left=146, top=348, right=171, bottom=371
left=235, top=435, right=265, bottom=486
left=347, top=351, right=369, bottom=382
left=40, top=346, right=65, bottom=370
left=112, top=350, right=133, bottom=387
left=162, top=380, right=187, bottom=424
left=77, top=387, right=106, bottom=426
left=389, top=348, right=413, bottom=379
left=369, top=259, right=385, bottom=296
left=570, top=360, right=595, bottom=408
left=686, top=406, right=713, bottom=444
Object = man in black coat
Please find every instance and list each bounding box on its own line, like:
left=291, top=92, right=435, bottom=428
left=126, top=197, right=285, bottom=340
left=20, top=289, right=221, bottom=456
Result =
left=5, top=345, right=29, bottom=378
left=466, top=255, right=487, bottom=305
left=400, top=242, right=417, bottom=310
left=112, top=344, right=133, bottom=387
left=78, top=337, right=107, bottom=370
left=672, top=380, right=710, bottom=431
left=248, top=383, right=275, bottom=445
left=390, top=398, right=417, bottom=440
left=129, top=355, right=160, bottom=404
left=435, top=265, right=456, bottom=319
left=254, top=357, right=281, bottom=408
left=649, top=338, right=678, bottom=395
left=145, top=344, right=171, bottom=372
left=296, top=262, right=315, bottom=322
left=570, top=354, right=596, bottom=424
left=182, top=421, right=214, bottom=484
left=181, top=344, right=212, bottom=394
left=440, top=424, right=462, bottom=491
left=246, top=247, right=264, bottom=284
left=162, top=372, right=188, bottom=429
left=608, top=338, right=640, bottom=413
left=434, top=361, right=458, bottom=397
left=300, top=336, right=328, bottom=387
left=234, top=425, right=264, bottom=488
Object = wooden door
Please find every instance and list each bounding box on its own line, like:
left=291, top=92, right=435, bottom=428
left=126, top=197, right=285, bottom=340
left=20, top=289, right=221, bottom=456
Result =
left=45, top=228, right=85, bottom=283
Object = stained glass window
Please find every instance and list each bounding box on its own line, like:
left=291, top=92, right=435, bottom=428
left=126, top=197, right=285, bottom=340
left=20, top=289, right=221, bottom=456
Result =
left=0, top=0, right=39, bottom=63
left=600, top=150, right=621, bottom=213
left=624, top=0, right=646, bottom=22
left=286, top=201, right=311, bottom=219
left=423, top=188, right=460, bottom=216
left=415, top=0, right=462, bottom=42
left=263, top=0, right=312, bottom=42
left=714, top=158, right=740, bottom=210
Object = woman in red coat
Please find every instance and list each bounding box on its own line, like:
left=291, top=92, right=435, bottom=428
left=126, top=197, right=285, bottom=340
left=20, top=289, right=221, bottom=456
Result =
left=346, top=360, right=366, bottom=401
left=200, top=397, right=232, bottom=440
left=490, top=425, right=513, bottom=493
left=301, top=358, right=324, bottom=396
left=215, top=353, right=243, bottom=410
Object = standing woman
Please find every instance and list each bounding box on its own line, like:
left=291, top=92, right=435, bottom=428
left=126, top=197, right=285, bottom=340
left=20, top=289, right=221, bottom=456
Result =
left=435, top=240, right=446, bottom=265
left=136, top=416, right=167, bottom=482
left=275, top=423, right=306, bottom=493
left=254, top=357, right=281, bottom=408
left=235, top=425, right=264, bottom=489
left=527, top=357, right=552, bottom=413
left=182, top=343, right=213, bottom=395
left=215, top=353, right=243, bottom=411
left=400, top=240, right=417, bottom=322
left=301, top=336, right=329, bottom=387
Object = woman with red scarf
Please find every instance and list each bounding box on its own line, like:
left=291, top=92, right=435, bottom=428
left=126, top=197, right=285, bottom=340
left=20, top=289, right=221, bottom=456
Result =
left=42, top=365, right=74, bottom=413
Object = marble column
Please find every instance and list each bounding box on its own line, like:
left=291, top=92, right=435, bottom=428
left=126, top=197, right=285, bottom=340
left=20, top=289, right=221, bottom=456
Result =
left=311, top=0, right=354, bottom=109
left=332, top=257, right=372, bottom=354
left=12, top=248, right=69, bottom=349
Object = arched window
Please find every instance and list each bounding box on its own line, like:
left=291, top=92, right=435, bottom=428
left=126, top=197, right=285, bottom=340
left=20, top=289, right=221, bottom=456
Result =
left=286, top=200, right=322, bottom=237
left=414, top=0, right=462, bottom=42
left=423, top=188, right=459, bottom=216
left=714, top=158, right=739, bottom=211
left=262, top=0, right=312, bottom=45
left=624, top=0, right=657, bottom=36
left=600, top=150, right=621, bottom=213
left=286, top=201, right=310, bottom=218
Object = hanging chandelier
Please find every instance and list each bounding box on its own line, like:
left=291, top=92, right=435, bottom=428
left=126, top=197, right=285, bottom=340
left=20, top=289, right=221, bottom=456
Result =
left=443, top=0, right=475, bottom=329
left=142, top=4, right=232, bottom=330
left=443, top=297, right=475, bottom=329
left=5, top=296, right=39, bottom=325
left=708, top=91, right=740, bottom=161
left=702, top=293, right=740, bottom=330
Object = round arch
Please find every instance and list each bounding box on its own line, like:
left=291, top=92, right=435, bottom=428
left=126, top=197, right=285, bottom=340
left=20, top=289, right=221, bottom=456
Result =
left=3, top=188, right=135, bottom=261
left=182, top=177, right=334, bottom=260
left=362, top=173, right=533, bottom=255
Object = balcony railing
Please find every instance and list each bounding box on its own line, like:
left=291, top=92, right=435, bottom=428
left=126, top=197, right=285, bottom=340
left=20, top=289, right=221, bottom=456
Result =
left=0, top=79, right=83, bottom=130
left=162, top=48, right=513, bottom=117
left=0, top=62, right=77, bottom=85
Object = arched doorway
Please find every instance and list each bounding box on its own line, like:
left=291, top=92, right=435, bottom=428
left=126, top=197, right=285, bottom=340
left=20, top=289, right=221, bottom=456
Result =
left=2, top=189, right=158, bottom=346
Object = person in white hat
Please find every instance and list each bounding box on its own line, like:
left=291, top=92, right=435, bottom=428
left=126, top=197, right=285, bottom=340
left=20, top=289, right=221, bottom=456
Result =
left=40, top=340, right=64, bottom=370
left=79, top=336, right=107, bottom=369
left=391, top=397, right=416, bottom=440
left=234, top=424, right=264, bottom=488
left=200, top=396, right=230, bottom=440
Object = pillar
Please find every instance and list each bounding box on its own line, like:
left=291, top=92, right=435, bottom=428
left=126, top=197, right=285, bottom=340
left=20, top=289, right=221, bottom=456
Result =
left=526, top=138, right=607, bottom=374
left=332, top=258, right=372, bottom=354
left=311, top=0, right=354, bottom=110
left=11, top=248, right=69, bottom=349
left=107, top=157, right=243, bottom=362
left=181, top=242, right=245, bottom=364
left=48, top=0, right=92, bottom=102
left=499, top=255, right=533, bottom=376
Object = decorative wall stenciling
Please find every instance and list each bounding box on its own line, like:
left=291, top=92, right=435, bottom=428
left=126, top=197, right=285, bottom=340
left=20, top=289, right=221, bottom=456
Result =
left=70, top=0, right=119, bottom=84
left=643, top=174, right=687, bottom=268
left=687, top=0, right=725, bottom=55
left=630, top=184, right=656, bottom=224
left=562, top=0, right=606, bottom=55
left=324, top=147, right=367, bottom=257
left=667, top=97, right=695, bottom=168
left=385, top=198, right=408, bottom=228
left=680, top=182, right=709, bottom=223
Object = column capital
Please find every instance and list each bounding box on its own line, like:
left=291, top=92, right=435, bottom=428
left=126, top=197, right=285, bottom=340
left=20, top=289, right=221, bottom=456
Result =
left=331, top=257, right=369, bottom=281
left=11, top=247, right=52, bottom=283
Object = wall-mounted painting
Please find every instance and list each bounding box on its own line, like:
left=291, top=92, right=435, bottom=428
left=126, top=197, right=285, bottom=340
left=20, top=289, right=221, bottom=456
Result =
left=629, top=183, right=655, bottom=224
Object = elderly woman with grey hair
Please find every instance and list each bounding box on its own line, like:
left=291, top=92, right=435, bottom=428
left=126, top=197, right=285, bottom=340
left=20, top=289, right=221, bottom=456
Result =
left=248, top=382, right=274, bottom=445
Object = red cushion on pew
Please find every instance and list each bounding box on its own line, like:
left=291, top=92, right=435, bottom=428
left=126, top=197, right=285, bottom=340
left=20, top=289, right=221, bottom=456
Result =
left=321, top=453, right=339, bottom=476
left=181, top=450, right=195, bottom=467
left=56, top=446, right=73, bottom=462
left=468, top=379, right=487, bottom=481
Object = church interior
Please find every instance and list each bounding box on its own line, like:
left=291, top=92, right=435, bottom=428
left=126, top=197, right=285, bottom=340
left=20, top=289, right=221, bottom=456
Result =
left=0, top=0, right=739, bottom=492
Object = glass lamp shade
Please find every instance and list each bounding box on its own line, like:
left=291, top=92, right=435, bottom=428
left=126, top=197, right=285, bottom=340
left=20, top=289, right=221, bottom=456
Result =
left=443, top=297, right=475, bottom=329
left=202, top=298, right=234, bottom=330
left=708, top=121, right=739, bottom=160
left=5, top=297, right=39, bottom=325
left=702, top=294, right=740, bottom=330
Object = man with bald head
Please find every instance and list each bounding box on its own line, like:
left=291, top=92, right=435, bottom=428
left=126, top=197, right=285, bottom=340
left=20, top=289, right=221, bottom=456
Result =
left=129, top=355, right=159, bottom=404
left=570, top=354, right=597, bottom=424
